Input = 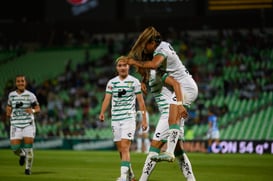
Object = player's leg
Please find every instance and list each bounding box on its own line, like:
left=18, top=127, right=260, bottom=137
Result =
left=136, top=135, right=143, bottom=153
left=140, top=114, right=168, bottom=181
left=207, top=137, right=212, bottom=153
left=214, top=130, right=221, bottom=151
left=23, top=137, right=34, bottom=175
left=153, top=104, right=180, bottom=162
left=159, top=78, right=198, bottom=162
left=175, top=141, right=196, bottom=181
left=11, top=139, right=25, bottom=165
left=143, top=135, right=150, bottom=153
left=139, top=140, right=164, bottom=181
left=117, top=120, right=136, bottom=181
left=119, top=139, right=132, bottom=180
left=23, top=124, right=36, bottom=175
left=10, top=126, right=26, bottom=166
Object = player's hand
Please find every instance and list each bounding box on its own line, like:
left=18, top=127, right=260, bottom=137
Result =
left=141, top=82, right=147, bottom=95
left=126, top=57, right=135, bottom=66
left=141, top=120, right=148, bottom=131
left=177, top=105, right=188, bottom=119
left=99, top=114, right=104, bottom=122
left=25, top=108, right=34, bottom=114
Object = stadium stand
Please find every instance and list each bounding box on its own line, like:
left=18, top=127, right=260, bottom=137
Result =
left=0, top=29, right=272, bottom=142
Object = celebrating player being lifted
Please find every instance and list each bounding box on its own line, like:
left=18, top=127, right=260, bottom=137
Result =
left=99, top=56, right=148, bottom=181
left=127, top=26, right=198, bottom=163
left=6, top=75, right=40, bottom=175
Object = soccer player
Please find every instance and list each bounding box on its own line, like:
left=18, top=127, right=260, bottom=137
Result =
left=135, top=111, right=150, bottom=153
left=127, top=26, right=198, bottom=162
left=207, top=106, right=221, bottom=153
left=6, top=75, right=40, bottom=175
left=99, top=56, right=148, bottom=181
left=138, top=69, right=196, bottom=181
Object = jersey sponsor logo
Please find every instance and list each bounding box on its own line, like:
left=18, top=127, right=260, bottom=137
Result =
left=118, top=89, right=126, bottom=97
left=128, top=133, right=132, bottom=138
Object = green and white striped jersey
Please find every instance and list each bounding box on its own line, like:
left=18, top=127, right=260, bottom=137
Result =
left=7, top=90, right=38, bottom=128
left=106, top=75, right=141, bottom=121
left=154, top=41, right=192, bottom=80
left=149, top=70, right=170, bottom=115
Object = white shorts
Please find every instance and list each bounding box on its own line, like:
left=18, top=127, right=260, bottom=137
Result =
left=10, top=124, right=36, bottom=140
left=168, top=76, right=198, bottom=106
left=207, top=130, right=220, bottom=139
left=112, top=120, right=136, bottom=142
left=152, top=113, right=185, bottom=141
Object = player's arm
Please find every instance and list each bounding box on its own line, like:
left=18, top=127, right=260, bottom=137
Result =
left=99, top=93, right=112, bottom=122
left=25, top=101, right=40, bottom=114
left=136, top=93, right=148, bottom=131
left=32, top=103, right=41, bottom=114
left=6, top=105, right=12, bottom=117
left=5, top=104, right=12, bottom=124
left=164, top=75, right=188, bottom=119
left=128, top=54, right=164, bottom=69
left=141, top=82, right=148, bottom=95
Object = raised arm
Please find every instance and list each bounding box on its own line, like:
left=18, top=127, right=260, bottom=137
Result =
left=128, top=54, right=164, bottom=70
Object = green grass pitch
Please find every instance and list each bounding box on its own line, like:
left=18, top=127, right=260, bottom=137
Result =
left=0, top=149, right=272, bottom=181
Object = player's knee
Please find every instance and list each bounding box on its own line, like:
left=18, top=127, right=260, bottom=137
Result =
left=23, top=143, right=33, bottom=149
left=11, top=144, right=21, bottom=152
left=24, top=148, right=34, bottom=158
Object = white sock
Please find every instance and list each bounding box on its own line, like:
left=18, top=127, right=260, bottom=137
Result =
left=20, top=149, right=26, bottom=156
left=139, top=152, right=158, bottom=181
left=137, top=138, right=142, bottom=152
left=177, top=153, right=196, bottom=181
left=144, top=138, right=150, bottom=153
left=24, top=148, right=33, bottom=170
left=129, top=164, right=135, bottom=178
left=166, top=128, right=180, bottom=155
left=121, top=166, right=129, bottom=180
left=14, top=148, right=25, bottom=157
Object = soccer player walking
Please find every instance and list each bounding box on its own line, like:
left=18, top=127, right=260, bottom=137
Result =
left=6, top=75, right=40, bottom=175
left=99, top=56, right=148, bottom=181
left=127, top=26, right=198, bottom=163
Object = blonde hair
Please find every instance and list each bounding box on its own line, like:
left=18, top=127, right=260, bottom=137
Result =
left=115, top=56, right=127, bottom=64
left=128, top=26, right=161, bottom=60
left=128, top=26, right=161, bottom=82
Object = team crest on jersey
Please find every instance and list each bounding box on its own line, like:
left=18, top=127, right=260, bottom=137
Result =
left=127, top=82, right=133, bottom=88
left=107, top=85, right=113, bottom=90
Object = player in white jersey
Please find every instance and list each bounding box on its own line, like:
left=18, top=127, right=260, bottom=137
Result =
left=127, top=26, right=198, bottom=163
left=6, top=75, right=40, bottom=175
left=99, top=56, right=148, bottom=181
left=138, top=69, right=196, bottom=181
left=135, top=111, right=150, bottom=153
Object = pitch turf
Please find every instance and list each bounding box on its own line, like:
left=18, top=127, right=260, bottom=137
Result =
left=0, top=149, right=272, bottom=181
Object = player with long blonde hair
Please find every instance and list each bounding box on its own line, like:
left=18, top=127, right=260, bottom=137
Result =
left=127, top=27, right=198, bottom=176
